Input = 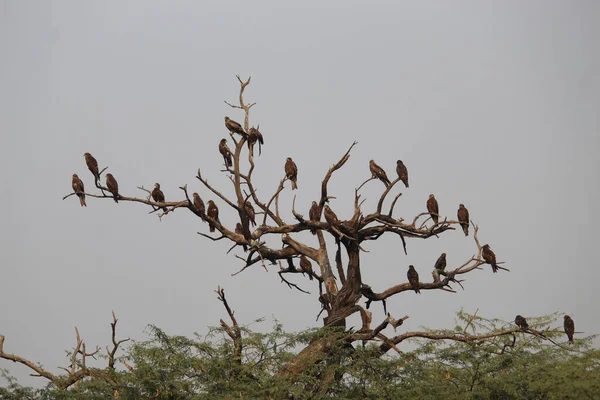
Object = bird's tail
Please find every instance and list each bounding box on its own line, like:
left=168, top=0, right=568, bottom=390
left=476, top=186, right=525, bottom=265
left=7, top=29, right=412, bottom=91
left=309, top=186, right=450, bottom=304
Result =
left=492, top=264, right=498, bottom=273
left=292, top=180, right=298, bottom=190
left=79, top=196, right=86, bottom=207
left=162, top=206, right=167, bottom=212
left=568, top=335, right=574, bottom=344
left=462, top=224, right=469, bottom=236
left=113, top=195, right=119, bottom=203
left=210, top=224, right=215, bottom=233
left=310, top=228, right=316, bottom=235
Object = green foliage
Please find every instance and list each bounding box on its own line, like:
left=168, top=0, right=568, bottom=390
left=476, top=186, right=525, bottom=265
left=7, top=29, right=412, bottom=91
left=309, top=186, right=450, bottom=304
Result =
left=1, top=313, right=598, bottom=399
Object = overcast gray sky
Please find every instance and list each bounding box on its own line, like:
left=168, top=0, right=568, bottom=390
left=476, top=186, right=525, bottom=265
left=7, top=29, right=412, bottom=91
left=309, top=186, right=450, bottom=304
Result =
left=1, top=0, right=599, bottom=388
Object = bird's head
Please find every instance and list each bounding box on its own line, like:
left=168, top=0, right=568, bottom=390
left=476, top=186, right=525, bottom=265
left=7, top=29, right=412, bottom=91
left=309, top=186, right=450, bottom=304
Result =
left=154, top=183, right=160, bottom=189
left=564, top=315, right=570, bottom=321
left=220, top=138, right=227, bottom=145
left=106, top=173, right=113, bottom=179
left=72, top=173, right=78, bottom=179
left=409, top=265, right=415, bottom=270
left=459, top=203, right=465, bottom=208
left=286, top=157, right=292, bottom=162
left=224, top=116, right=229, bottom=122
left=397, top=160, right=403, bottom=165
left=482, top=244, right=489, bottom=249
left=312, top=201, right=318, bottom=206
left=429, top=194, right=435, bottom=199
left=369, top=160, right=374, bottom=165
left=84, top=152, right=91, bottom=158
left=441, top=252, right=446, bottom=258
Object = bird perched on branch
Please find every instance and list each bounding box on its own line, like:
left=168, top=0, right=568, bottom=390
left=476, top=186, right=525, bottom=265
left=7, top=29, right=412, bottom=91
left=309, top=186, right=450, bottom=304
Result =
left=247, top=126, right=264, bottom=156
left=193, top=193, right=206, bottom=219
left=72, top=174, right=86, bottom=207
left=235, top=223, right=247, bottom=251
left=564, top=315, right=575, bottom=344
left=515, top=315, right=529, bottom=330
left=309, top=201, right=320, bottom=235
left=457, top=204, right=470, bottom=236
left=151, top=183, right=167, bottom=212
left=361, top=284, right=387, bottom=314
left=219, top=139, right=233, bottom=168
left=407, top=265, right=420, bottom=294
left=434, top=253, right=447, bottom=274
left=207, top=200, right=219, bottom=232
left=299, top=255, right=314, bottom=280
left=396, top=160, right=409, bottom=188
left=245, top=201, right=256, bottom=226
left=481, top=244, right=499, bottom=273
left=225, top=116, right=245, bottom=136
left=105, top=173, right=119, bottom=203
left=369, top=160, right=391, bottom=187
left=427, top=194, right=439, bottom=224
left=323, top=205, right=340, bottom=228
left=84, top=152, right=100, bottom=185
left=285, top=157, right=298, bottom=190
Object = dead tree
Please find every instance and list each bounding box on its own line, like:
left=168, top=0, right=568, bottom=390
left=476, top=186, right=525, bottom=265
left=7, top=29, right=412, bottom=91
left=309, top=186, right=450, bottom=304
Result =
left=59, top=75, right=526, bottom=380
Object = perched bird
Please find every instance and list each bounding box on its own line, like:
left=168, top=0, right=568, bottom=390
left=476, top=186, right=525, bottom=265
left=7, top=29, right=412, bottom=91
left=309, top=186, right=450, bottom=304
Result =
left=247, top=126, right=264, bottom=156
left=309, top=201, right=321, bottom=235
left=105, top=173, right=119, bottom=203
left=457, top=204, right=470, bottom=236
left=84, top=152, right=100, bottom=184
left=285, top=157, right=298, bottom=190
left=427, top=194, right=440, bottom=224
left=323, top=205, right=340, bottom=227
left=151, top=183, right=167, bottom=212
left=219, top=139, right=233, bottom=168
left=207, top=200, right=219, bottom=232
left=369, top=160, right=391, bottom=187
left=193, top=193, right=206, bottom=219
left=481, top=244, right=499, bottom=273
left=299, top=255, right=314, bottom=280
left=515, top=315, right=529, bottom=330
left=434, top=253, right=447, bottom=273
left=564, top=315, right=575, bottom=344
left=235, top=223, right=247, bottom=251
left=245, top=201, right=256, bottom=226
left=396, top=160, right=409, bottom=188
left=361, top=284, right=387, bottom=314
left=407, top=265, right=421, bottom=294
left=225, top=116, right=245, bottom=136
left=72, top=174, right=86, bottom=207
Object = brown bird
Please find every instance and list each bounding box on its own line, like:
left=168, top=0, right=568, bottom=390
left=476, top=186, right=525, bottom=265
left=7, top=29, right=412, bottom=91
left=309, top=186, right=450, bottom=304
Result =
left=396, top=160, right=409, bottom=188
left=245, top=201, right=256, bottom=226
left=218, top=139, right=233, bottom=168
left=427, top=194, right=439, bottom=224
left=309, top=201, right=320, bottom=235
left=84, top=152, right=100, bottom=184
left=247, top=126, right=264, bottom=156
left=285, top=157, right=298, bottom=190
left=193, top=192, right=206, bottom=219
left=515, top=315, right=529, bottom=330
left=72, top=174, right=86, bottom=207
left=225, top=116, right=245, bottom=136
left=235, top=223, right=247, bottom=251
left=299, top=255, right=314, bottom=280
left=457, top=204, right=470, bottom=236
left=369, top=160, right=391, bottom=187
left=564, top=315, right=575, bottom=344
left=105, top=173, right=119, bottom=203
left=323, top=204, right=340, bottom=227
left=481, top=244, right=499, bottom=273
left=151, top=183, right=167, bottom=212
left=407, top=265, right=420, bottom=294
left=434, top=253, right=446, bottom=272
left=207, top=200, right=219, bottom=232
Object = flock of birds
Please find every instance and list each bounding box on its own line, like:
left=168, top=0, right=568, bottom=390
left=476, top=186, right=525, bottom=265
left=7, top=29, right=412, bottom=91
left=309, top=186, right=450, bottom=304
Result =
left=70, top=115, right=577, bottom=345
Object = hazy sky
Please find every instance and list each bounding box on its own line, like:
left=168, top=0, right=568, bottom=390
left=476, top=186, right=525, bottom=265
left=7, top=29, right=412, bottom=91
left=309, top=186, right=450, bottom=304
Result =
left=1, top=0, right=599, bottom=388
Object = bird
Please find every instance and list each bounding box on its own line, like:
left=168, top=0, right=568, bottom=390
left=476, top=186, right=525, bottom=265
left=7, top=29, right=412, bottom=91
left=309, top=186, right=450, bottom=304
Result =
left=299, top=255, right=314, bottom=280
left=564, top=315, right=575, bottom=344
left=407, top=265, right=420, bottom=294
left=151, top=183, right=167, bottom=212
left=457, top=204, right=470, bottom=236
left=72, top=174, right=86, bottom=207
left=219, top=139, right=233, bottom=168
left=247, top=126, right=264, bottom=156
left=235, top=223, right=247, bottom=251
left=193, top=193, right=206, bottom=219
left=207, top=200, right=219, bottom=232
left=309, top=201, right=320, bottom=235
left=84, top=152, right=100, bottom=184
left=323, top=205, right=340, bottom=228
left=434, top=253, right=447, bottom=273
left=105, top=173, right=119, bottom=203
left=245, top=201, right=256, bottom=226
left=369, top=160, right=391, bottom=187
left=427, top=194, right=439, bottom=224
left=396, top=160, right=409, bottom=188
left=515, top=315, right=529, bottom=330
left=481, top=244, right=499, bottom=273
left=225, top=116, right=245, bottom=136
left=285, top=157, right=298, bottom=190
left=361, top=284, right=387, bottom=314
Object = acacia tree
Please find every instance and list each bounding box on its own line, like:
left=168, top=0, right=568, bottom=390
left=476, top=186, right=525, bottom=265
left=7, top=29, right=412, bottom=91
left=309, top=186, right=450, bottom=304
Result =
left=1, top=77, right=576, bottom=395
